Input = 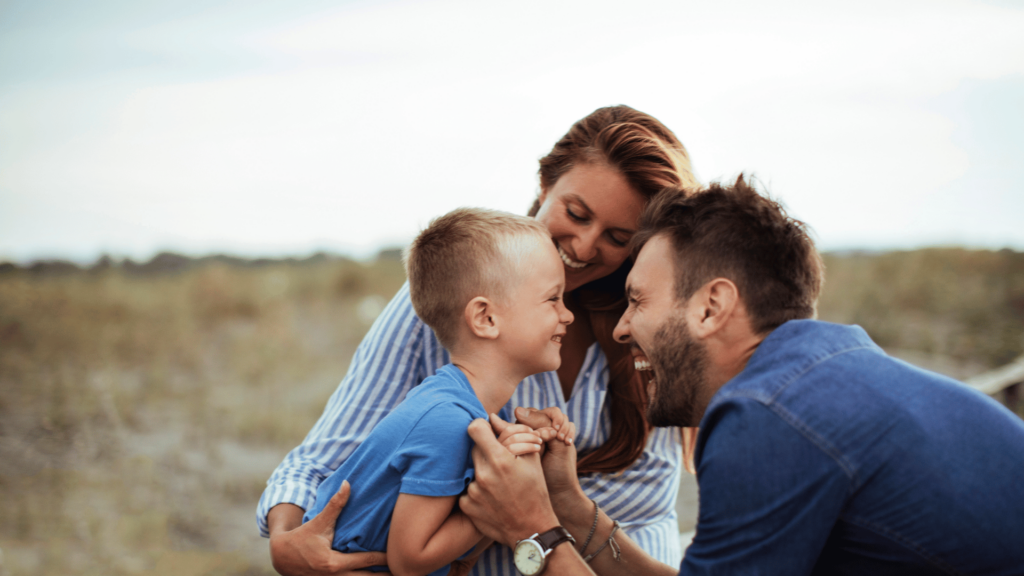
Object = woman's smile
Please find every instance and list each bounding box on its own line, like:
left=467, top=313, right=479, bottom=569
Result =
left=534, top=162, right=645, bottom=291
left=556, top=242, right=589, bottom=269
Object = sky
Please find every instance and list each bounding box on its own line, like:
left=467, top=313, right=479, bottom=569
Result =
left=1, top=0, right=1023, bottom=263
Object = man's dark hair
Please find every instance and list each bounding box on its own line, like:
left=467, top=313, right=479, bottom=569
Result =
left=632, top=175, right=824, bottom=334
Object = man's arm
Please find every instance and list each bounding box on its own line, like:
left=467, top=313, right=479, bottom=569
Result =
left=460, top=419, right=678, bottom=576
left=682, top=399, right=850, bottom=575
left=510, top=410, right=680, bottom=576
left=387, top=494, right=483, bottom=576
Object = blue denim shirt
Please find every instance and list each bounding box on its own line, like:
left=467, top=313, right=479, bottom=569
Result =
left=681, top=320, right=1024, bottom=576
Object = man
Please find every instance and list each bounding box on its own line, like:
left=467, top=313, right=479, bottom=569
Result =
left=459, top=176, right=1024, bottom=575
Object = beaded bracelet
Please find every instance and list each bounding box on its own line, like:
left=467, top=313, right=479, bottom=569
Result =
left=582, top=519, right=621, bottom=563
left=578, top=499, right=600, bottom=556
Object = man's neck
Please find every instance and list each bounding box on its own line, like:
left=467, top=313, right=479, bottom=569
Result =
left=696, top=331, right=768, bottom=422
left=449, top=350, right=525, bottom=415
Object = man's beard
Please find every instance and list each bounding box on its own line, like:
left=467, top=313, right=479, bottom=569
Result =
left=646, top=313, right=710, bottom=428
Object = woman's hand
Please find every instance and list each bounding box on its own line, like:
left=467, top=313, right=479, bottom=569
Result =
left=268, top=480, right=388, bottom=576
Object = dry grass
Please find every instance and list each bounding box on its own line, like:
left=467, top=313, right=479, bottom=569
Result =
left=0, top=257, right=405, bottom=575
left=0, top=247, right=1021, bottom=574
left=819, top=248, right=1024, bottom=368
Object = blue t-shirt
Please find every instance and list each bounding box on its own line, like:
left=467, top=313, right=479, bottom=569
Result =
left=681, top=320, right=1024, bottom=575
left=303, top=364, right=488, bottom=575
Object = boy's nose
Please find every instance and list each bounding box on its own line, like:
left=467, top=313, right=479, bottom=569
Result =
left=561, top=304, right=574, bottom=325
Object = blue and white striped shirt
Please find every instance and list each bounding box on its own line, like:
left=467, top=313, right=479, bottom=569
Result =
left=257, top=283, right=684, bottom=573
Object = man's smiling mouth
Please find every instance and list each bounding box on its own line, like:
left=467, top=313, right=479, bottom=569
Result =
left=633, top=351, right=657, bottom=388
left=557, top=244, right=588, bottom=269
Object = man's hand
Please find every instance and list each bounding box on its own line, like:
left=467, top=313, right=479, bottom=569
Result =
left=460, top=419, right=560, bottom=547
left=268, top=481, right=388, bottom=576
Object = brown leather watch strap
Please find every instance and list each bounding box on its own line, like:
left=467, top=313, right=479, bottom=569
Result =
left=535, top=526, right=576, bottom=552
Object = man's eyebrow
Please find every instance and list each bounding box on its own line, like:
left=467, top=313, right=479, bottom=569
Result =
left=566, top=194, right=637, bottom=235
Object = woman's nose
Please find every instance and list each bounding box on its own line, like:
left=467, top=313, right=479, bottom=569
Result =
left=572, top=227, right=601, bottom=262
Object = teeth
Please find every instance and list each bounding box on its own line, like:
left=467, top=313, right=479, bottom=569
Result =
left=557, top=245, right=588, bottom=269
left=552, top=336, right=562, bottom=343
left=634, top=359, right=652, bottom=371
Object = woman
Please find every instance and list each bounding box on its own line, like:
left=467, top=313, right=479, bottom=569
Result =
left=259, top=105, right=700, bottom=575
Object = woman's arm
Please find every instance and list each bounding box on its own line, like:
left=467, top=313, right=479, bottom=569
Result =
left=387, top=494, right=484, bottom=576
left=268, top=481, right=389, bottom=575
left=260, top=284, right=436, bottom=574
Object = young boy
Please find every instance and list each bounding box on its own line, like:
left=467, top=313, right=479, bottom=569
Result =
left=303, top=208, right=576, bottom=576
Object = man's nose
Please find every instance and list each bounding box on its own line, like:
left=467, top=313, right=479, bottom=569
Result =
left=613, top=314, right=631, bottom=343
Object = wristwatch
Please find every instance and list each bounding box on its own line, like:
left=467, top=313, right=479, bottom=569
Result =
left=513, top=526, right=576, bottom=576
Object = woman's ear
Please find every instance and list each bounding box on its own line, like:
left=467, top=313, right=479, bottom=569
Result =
left=465, top=296, right=500, bottom=340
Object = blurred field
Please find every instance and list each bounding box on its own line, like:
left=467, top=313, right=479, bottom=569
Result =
left=1, top=248, right=1022, bottom=575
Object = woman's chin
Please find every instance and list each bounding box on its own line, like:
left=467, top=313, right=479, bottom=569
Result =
left=563, top=269, right=596, bottom=292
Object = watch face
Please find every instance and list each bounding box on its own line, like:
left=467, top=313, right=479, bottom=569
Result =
left=514, top=540, right=545, bottom=576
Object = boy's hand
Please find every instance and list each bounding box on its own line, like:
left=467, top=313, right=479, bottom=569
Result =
left=490, top=413, right=544, bottom=455
left=514, top=406, right=576, bottom=446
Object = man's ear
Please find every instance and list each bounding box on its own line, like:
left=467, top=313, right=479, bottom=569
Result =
left=465, top=296, right=500, bottom=340
left=688, top=278, right=739, bottom=338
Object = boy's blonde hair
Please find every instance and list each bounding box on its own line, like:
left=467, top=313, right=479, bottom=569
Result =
left=405, top=208, right=551, bottom=350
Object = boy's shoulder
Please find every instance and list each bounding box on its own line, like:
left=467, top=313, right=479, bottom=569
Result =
left=403, top=364, right=487, bottom=422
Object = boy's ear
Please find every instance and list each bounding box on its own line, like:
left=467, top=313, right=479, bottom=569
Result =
left=465, top=296, right=500, bottom=340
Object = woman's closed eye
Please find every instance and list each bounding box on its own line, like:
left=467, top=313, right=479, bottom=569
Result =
left=608, top=232, right=629, bottom=247
left=566, top=205, right=587, bottom=223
